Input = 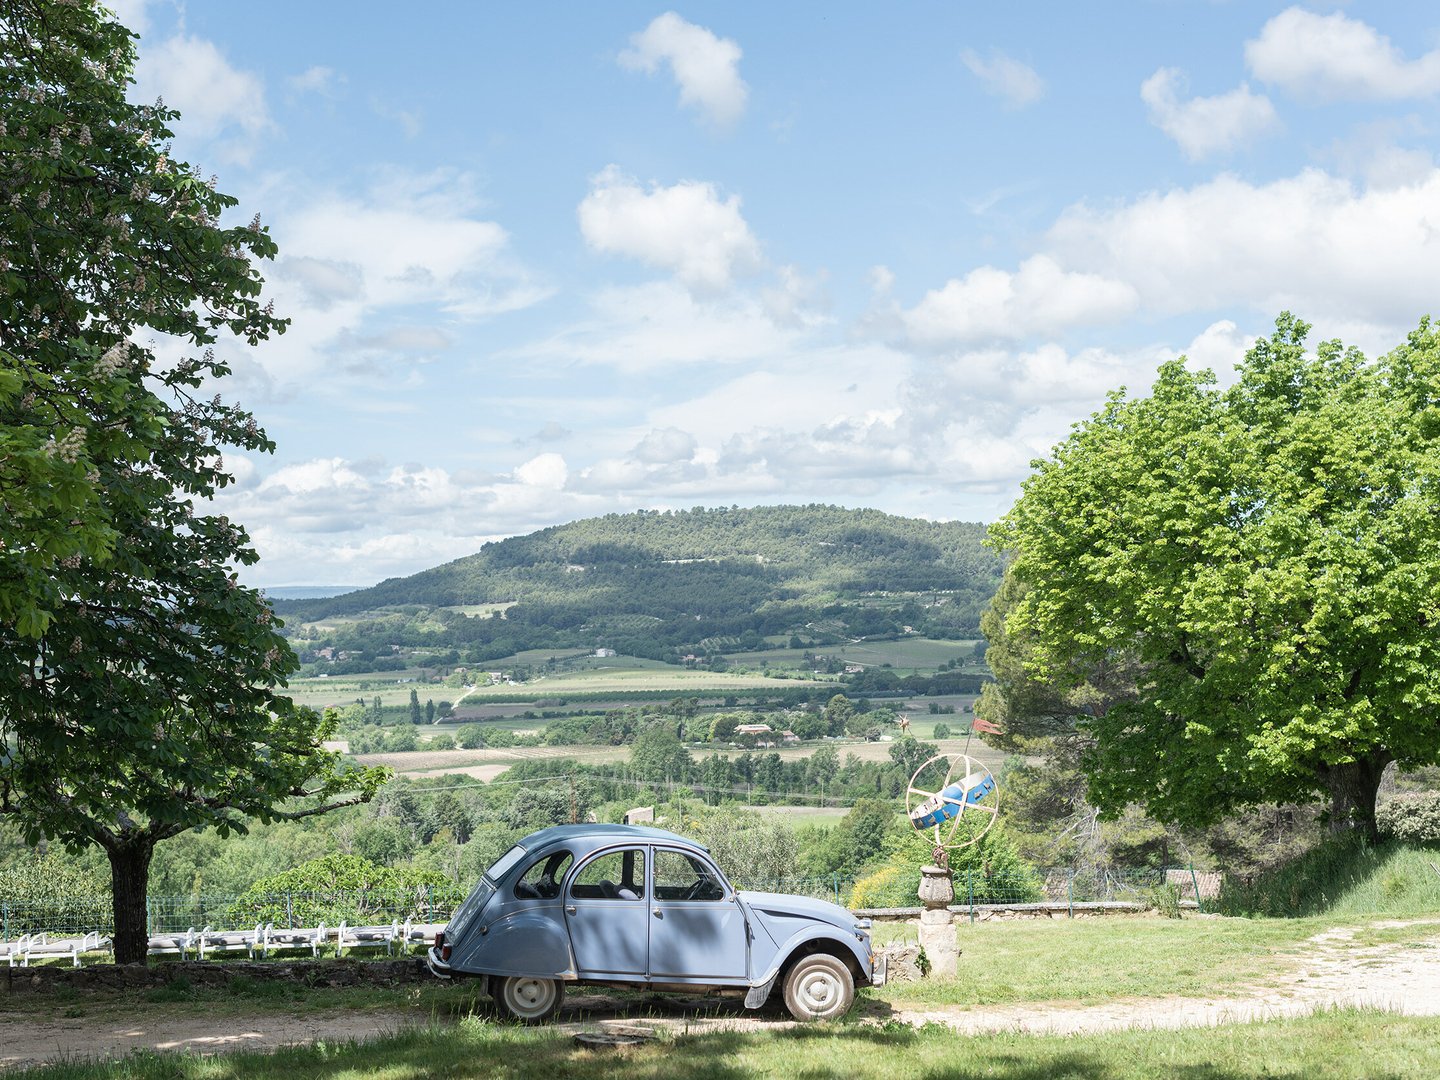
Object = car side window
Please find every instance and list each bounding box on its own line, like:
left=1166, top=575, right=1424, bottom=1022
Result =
left=513, top=850, right=572, bottom=900
left=653, top=849, right=725, bottom=902
left=569, top=848, right=646, bottom=900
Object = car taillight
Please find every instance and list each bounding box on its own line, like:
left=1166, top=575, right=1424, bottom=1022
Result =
left=436, top=931, right=451, bottom=961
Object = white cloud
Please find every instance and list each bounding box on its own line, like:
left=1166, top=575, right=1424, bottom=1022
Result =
left=1246, top=7, right=1440, bottom=102
left=632, top=427, right=699, bottom=465
left=510, top=281, right=801, bottom=373
left=578, top=167, right=762, bottom=291
left=132, top=34, right=270, bottom=162
left=961, top=48, right=1046, bottom=108
left=1047, top=168, right=1440, bottom=336
left=1140, top=68, right=1279, bottom=160
left=619, top=12, right=749, bottom=126
left=899, top=255, right=1138, bottom=347
left=289, top=65, right=343, bottom=97
left=104, top=0, right=152, bottom=35
left=234, top=170, right=549, bottom=392
left=259, top=458, right=369, bottom=497
left=514, top=453, right=568, bottom=490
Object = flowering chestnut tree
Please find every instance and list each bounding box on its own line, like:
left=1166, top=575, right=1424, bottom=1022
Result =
left=0, top=0, right=385, bottom=962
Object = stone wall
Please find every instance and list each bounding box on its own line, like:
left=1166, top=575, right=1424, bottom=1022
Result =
left=1, top=957, right=430, bottom=996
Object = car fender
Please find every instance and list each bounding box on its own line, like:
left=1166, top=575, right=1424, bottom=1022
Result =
left=454, top=909, right=575, bottom=979
left=749, top=923, right=870, bottom=988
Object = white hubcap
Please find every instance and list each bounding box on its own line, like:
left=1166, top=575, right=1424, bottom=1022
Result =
left=508, top=979, right=552, bottom=1015
left=797, top=970, right=839, bottom=1011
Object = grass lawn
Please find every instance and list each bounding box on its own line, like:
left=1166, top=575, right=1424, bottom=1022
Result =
left=872, top=915, right=1352, bottom=1006
left=10, top=1009, right=1439, bottom=1079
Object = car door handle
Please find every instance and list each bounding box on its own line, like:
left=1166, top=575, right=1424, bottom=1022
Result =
left=565, top=905, right=576, bottom=915
left=652, top=908, right=663, bottom=919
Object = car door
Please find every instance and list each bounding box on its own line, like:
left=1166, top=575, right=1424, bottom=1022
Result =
left=564, top=846, right=649, bottom=979
left=648, top=847, right=749, bottom=981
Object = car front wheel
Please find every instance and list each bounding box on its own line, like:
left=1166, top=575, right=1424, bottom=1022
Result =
left=495, top=975, right=563, bottom=1023
left=782, top=953, right=854, bottom=1021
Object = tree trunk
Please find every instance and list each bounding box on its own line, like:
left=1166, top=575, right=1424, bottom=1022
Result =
left=106, top=838, right=155, bottom=964
left=1321, top=752, right=1393, bottom=844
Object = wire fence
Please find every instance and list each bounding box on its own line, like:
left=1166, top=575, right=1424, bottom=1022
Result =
left=1, top=864, right=1213, bottom=941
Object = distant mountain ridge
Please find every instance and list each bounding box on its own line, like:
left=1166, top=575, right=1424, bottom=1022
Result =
left=275, top=505, right=1002, bottom=650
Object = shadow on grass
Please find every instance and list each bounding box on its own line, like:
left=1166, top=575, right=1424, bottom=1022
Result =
left=1216, top=835, right=1429, bottom=918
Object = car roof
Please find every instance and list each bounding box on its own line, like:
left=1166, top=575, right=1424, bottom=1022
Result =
left=516, top=822, right=709, bottom=853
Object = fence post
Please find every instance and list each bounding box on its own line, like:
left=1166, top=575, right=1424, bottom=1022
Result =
left=1068, top=870, right=1074, bottom=919
left=967, top=868, right=975, bottom=924
left=1189, top=862, right=1203, bottom=914
left=426, top=884, right=433, bottom=923
left=286, top=890, right=293, bottom=929
left=3, top=900, right=7, bottom=941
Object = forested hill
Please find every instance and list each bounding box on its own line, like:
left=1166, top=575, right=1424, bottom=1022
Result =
left=275, top=505, right=1002, bottom=648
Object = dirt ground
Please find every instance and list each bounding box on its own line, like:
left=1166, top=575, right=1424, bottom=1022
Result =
left=4, top=921, right=1439, bottom=1071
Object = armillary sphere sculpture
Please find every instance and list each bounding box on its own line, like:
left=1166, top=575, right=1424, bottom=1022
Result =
left=905, top=753, right=1000, bottom=853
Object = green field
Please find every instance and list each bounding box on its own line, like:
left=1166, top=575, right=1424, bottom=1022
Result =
left=462, top=667, right=823, bottom=698
left=723, top=637, right=979, bottom=673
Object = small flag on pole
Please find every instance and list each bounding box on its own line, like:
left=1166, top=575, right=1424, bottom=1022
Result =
left=970, top=716, right=1003, bottom=735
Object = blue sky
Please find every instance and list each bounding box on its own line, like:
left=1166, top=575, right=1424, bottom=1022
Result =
left=109, top=2, right=1440, bottom=586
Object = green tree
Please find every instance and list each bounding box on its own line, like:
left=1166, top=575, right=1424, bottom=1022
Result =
left=992, top=314, right=1440, bottom=843
left=805, top=744, right=839, bottom=793
left=629, top=723, right=692, bottom=785
left=0, top=3, right=385, bottom=962
left=409, top=688, right=422, bottom=725
left=822, top=694, right=855, bottom=737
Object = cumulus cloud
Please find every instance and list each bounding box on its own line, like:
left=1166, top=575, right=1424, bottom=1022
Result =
left=514, top=453, right=568, bottom=490
left=1140, top=68, right=1279, bottom=160
left=578, top=167, right=762, bottom=291
left=961, top=48, right=1046, bottom=108
left=899, top=255, right=1138, bottom=348
left=222, top=171, right=551, bottom=394
left=510, top=281, right=801, bottom=373
left=132, top=34, right=270, bottom=162
left=105, top=0, right=152, bottom=34
left=289, top=65, right=344, bottom=98
left=1247, top=7, right=1440, bottom=102
left=619, top=12, right=749, bottom=126
left=1047, top=168, right=1440, bottom=337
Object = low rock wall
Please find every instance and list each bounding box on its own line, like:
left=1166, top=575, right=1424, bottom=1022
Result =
left=1, top=957, right=430, bottom=995
left=858, top=900, right=1201, bottom=922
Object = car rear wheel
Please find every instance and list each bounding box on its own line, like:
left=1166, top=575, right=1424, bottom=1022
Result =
left=495, top=975, right=563, bottom=1023
left=782, top=953, right=854, bottom=1021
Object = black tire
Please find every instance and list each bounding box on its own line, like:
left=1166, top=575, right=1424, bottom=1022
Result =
left=782, top=953, right=854, bottom=1021
left=494, top=975, right=563, bottom=1023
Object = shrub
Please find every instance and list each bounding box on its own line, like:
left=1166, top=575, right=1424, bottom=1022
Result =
left=0, top=853, right=111, bottom=935
left=850, top=866, right=907, bottom=909
left=226, top=854, right=452, bottom=929
left=1377, top=792, right=1440, bottom=844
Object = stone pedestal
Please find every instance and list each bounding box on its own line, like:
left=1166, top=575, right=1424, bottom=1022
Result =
left=916, top=865, right=959, bottom=978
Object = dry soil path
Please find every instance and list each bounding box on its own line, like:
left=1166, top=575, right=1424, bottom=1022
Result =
left=3, top=921, right=1439, bottom=1070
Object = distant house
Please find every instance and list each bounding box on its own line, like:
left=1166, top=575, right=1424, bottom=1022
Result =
left=735, top=723, right=773, bottom=736
left=780, top=730, right=800, bottom=744
left=595, top=648, right=617, bottom=658
left=844, top=664, right=865, bottom=674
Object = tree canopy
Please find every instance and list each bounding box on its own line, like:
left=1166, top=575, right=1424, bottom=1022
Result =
left=991, top=314, right=1440, bottom=841
left=0, top=0, right=385, bottom=961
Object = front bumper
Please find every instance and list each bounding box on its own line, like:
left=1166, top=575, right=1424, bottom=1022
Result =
left=870, top=950, right=888, bottom=987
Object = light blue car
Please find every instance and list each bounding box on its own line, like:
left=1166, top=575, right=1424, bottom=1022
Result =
left=427, top=823, right=885, bottom=1022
